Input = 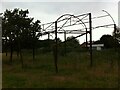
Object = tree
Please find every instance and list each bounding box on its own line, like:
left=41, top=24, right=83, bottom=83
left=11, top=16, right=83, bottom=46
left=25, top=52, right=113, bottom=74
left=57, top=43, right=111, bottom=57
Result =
left=31, top=20, right=41, bottom=60
left=2, top=8, right=41, bottom=65
left=66, top=36, right=80, bottom=48
left=100, top=34, right=119, bottom=48
left=58, top=36, right=80, bottom=54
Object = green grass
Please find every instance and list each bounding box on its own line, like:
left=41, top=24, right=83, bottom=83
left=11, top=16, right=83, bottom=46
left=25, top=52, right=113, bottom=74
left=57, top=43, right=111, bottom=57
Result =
left=2, top=49, right=119, bottom=88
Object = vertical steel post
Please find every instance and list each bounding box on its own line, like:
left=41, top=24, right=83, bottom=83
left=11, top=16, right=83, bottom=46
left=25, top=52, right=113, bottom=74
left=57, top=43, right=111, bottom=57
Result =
left=118, top=49, right=120, bottom=89
left=89, top=13, right=93, bottom=67
left=48, top=33, right=50, bottom=48
left=70, top=17, right=71, bottom=25
left=5, top=37, right=7, bottom=56
left=86, top=28, right=88, bottom=48
left=64, top=31, right=66, bottom=56
left=112, top=24, right=116, bottom=67
left=55, top=21, right=58, bottom=73
left=114, top=24, right=117, bottom=50
left=114, top=24, right=119, bottom=88
left=48, top=33, right=50, bottom=40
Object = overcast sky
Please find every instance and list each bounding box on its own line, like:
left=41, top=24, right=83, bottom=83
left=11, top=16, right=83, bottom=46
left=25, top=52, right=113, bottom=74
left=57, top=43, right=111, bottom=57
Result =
left=1, top=0, right=120, bottom=43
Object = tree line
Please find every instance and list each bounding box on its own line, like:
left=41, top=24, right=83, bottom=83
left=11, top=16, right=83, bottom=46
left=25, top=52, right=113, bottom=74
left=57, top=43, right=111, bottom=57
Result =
left=94, top=34, right=120, bottom=49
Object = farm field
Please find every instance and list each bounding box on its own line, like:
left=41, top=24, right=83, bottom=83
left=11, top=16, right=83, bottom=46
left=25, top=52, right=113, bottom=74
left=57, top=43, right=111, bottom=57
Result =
left=2, top=49, right=120, bottom=88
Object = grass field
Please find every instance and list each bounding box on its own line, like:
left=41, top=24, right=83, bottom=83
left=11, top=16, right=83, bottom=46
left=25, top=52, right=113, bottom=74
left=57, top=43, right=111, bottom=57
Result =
left=2, top=49, right=119, bottom=88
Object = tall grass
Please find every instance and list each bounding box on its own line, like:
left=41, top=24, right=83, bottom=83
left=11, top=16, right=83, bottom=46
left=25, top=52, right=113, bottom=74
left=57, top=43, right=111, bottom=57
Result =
left=2, top=49, right=119, bottom=88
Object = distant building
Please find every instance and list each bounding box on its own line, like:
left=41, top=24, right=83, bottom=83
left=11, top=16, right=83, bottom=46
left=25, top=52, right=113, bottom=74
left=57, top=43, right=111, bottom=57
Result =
left=80, top=41, right=104, bottom=51
left=87, top=44, right=104, bottom=51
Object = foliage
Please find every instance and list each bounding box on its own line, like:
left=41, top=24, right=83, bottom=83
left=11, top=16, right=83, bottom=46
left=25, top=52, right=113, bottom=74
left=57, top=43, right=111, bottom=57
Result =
left=66, top=36, right=80, bottom=48
left=93, top=40, right=102, bottom=44
left=57, top=36, right=80, bottom=55
left=100, top=34, right=120, bottom=48
left=2, top=8, right=41, bottom=51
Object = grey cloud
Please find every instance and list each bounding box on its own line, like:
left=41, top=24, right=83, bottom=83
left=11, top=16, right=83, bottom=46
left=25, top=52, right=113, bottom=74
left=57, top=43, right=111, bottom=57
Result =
left=2, top=2, right=116, bottom=15
left=2, top=2, right=117, bottom=24
left=2, top=0, right=119, bottom=2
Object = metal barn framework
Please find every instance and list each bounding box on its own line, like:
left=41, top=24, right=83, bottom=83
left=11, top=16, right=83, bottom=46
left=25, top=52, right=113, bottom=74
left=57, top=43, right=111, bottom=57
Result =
left=39, top=11, right=117, bottom=73
left=40, top=13, right=92, bottom=73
